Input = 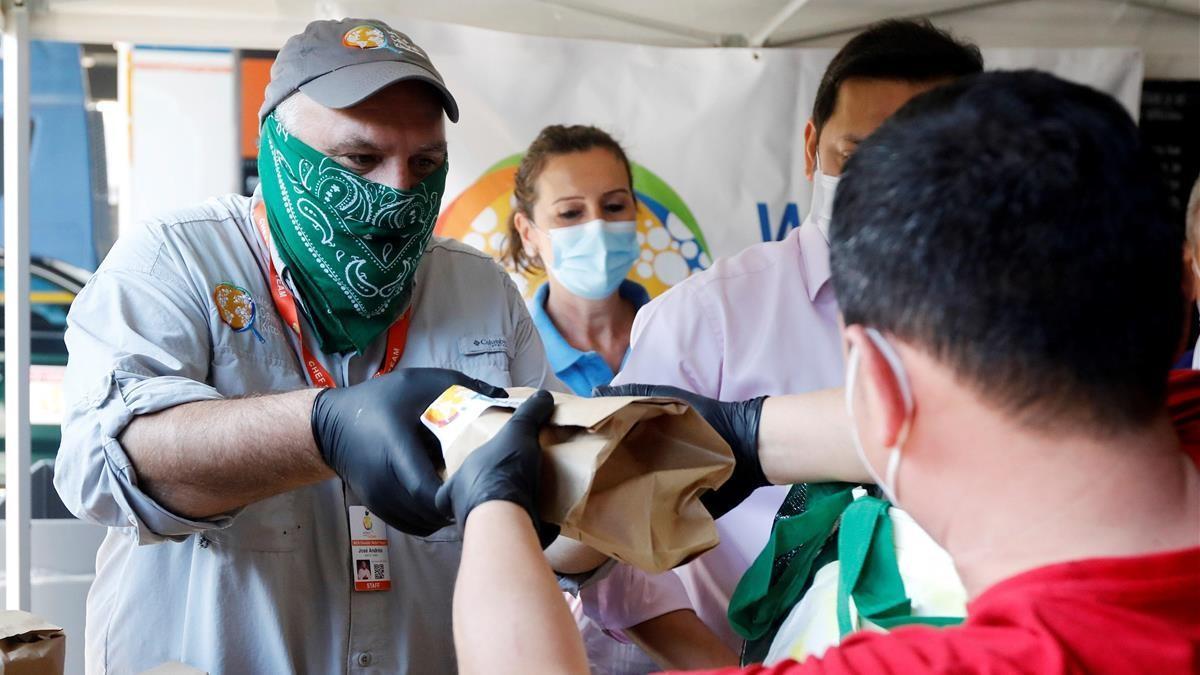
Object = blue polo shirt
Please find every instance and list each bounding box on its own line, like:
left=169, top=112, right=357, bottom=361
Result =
left=528, top=280, right=651, bottom=396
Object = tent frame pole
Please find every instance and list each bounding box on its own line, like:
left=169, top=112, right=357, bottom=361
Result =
left=2, top=0, right=32, bottom=612
left=534, top=0, right=732, bottom=46
left=1117, top=0, right=1200, bottom=19
left=769, top=0, right=1026, bottom=45
left=749, top=0, right=812, bottom=48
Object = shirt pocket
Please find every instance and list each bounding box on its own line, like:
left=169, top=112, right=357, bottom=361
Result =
left=206, top=491, right=302, bottom=553
left=453, top=335, right=512, bottom=388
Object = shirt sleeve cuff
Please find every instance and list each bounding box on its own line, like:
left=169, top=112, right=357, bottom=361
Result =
left=93, top=370, right=234, bottom=545
left=579, top=563, right=695, bottom=642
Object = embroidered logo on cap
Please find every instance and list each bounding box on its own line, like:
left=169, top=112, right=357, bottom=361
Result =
left=342, top=25, right=387, bottom=50
left=341, top=24, right=429, bottom=59
left=213, top=282, right=265, bottom=343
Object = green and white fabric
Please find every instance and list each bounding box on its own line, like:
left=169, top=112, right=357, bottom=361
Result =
left=257, top=112, right=447, bottom=353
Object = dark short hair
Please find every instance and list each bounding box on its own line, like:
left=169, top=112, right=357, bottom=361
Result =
left=502, top=124, right=634, bottom=274
left=830, top=70, right=1180, bottom=432
left=812, top=19, right=983, bottom=136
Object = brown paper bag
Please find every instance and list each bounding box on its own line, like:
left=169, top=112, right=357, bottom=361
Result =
left=434, top=387, right=735, bottom=572
left=0, top=611, right=65, bottom=675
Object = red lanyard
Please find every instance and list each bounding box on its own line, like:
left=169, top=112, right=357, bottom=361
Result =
left=252, top=201, right=411, bottom=388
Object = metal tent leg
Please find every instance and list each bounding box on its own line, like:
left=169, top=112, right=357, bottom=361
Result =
left=3, top=0, right=32, bottom=612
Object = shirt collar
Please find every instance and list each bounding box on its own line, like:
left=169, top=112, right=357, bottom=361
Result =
left=250, top=187, right=309, bottom=314
left=529, top=280, right=651, bottom=373
left=796, top=215, right=832, bottom=302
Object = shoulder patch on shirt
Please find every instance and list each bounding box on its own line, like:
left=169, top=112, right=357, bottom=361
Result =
left=460, top=336, right=509, bottom=356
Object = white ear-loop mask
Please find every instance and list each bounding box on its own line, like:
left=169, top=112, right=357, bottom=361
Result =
left=1192, top=259, right=1200, bottom=313
left=810, top=152, right=840, bottom=243
left=844, top=327, right=914, bottom=506
left=1191, top=260, right=1200, bottom=371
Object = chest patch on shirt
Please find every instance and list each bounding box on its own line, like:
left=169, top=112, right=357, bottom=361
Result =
left=213, top=282, right=265, bottom=343
left=459, top=336, right=508, bottom=356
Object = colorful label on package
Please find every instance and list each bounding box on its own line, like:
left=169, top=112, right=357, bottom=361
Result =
left=421, top=384, right=527, bottom=450
left=349, top=506, right=391, bottom=592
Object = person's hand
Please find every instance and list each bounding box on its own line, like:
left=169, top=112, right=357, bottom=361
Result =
left=594, top=383, right=766, bottom=519
left=436, top=390, right=561, bottom=548
left=311, top=367, right=507, bottom=537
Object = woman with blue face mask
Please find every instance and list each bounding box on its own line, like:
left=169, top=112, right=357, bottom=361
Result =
left=504, top=125, right=651, bottom=399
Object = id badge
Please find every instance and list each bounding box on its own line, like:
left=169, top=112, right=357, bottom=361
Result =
left=349, top=506, right=391, bottom=592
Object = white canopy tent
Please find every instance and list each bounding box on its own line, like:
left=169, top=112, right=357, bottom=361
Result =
left=18, top=0, right=1200, bottom=78
left=0, top=0, right=1196, bottom=615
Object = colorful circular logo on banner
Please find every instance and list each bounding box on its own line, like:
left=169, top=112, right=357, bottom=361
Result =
left=436, top=155, right=710, bottom=298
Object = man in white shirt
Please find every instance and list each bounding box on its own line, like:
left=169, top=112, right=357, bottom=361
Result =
left=580, top=20, right=983, bottom=670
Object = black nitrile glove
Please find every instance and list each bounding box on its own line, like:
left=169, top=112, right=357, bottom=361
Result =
left=594, top=383, right=767, bottom=519
left=312, top=367, right=507, bottom=537
left=435, top=390, right=561, bottom=548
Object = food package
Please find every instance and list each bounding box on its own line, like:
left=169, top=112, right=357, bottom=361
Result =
left=423, top=386, right=735, bottom=573
left=0, top=610, right=65, bottom=675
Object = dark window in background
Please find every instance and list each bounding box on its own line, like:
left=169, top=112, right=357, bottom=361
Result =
left=1143, top=80, right=1200, bottom=360
left=1141, top=80, right=1200, bottom=225
left=82, top=44, right=118, bottom=101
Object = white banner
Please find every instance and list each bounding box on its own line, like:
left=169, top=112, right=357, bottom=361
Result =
left=412, top=22, right=1143, bottom=298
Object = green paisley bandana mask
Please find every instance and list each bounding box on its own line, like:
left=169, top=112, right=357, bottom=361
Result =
left=257, top=112, right=446, bottom=354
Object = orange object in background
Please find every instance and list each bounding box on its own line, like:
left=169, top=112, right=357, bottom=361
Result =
left=238, top=51, right=276, bottom=194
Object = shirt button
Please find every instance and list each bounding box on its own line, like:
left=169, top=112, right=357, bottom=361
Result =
left=356, top=652, right=372, bottom=667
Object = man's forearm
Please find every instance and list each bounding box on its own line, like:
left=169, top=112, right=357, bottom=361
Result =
left=455, top=501, right=589, bottom=675
left=759, top=388, right=870, bottom=485
left=119, top=388, right=334, bottom=519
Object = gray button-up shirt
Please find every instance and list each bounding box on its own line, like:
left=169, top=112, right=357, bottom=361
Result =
left=54, top=192, right=563, bottom=674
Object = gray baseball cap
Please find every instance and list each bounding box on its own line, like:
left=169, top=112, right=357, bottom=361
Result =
left=259, top=18, right=459, bottom=125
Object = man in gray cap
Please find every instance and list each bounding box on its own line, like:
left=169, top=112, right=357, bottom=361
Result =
left=55, top=18, right=575, bottom=674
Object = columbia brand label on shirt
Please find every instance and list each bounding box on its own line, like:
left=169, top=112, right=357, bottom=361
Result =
left=349, top=506, right=391, bottom=592
left=459, top=336, right=509, bottom=356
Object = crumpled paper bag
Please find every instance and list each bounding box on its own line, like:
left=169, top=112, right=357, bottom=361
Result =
left=424, top=386, right=735, bottom=572
left=0, top=610, right=65, bottom=675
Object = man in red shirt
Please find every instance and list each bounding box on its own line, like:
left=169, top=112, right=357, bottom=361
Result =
left=437, top=70, right=1200, bottom=675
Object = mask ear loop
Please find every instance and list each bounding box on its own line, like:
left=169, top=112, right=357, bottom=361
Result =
left=863, top=328, right=914, bottom=502
left=844, top=344, right=861, bottom=412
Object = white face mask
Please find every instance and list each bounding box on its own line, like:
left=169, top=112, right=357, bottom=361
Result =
left=810, top=152, right=840, bottom=243
left=544, top=218, right=639, bottom=300
left=844, top=327, right=914, bottom=506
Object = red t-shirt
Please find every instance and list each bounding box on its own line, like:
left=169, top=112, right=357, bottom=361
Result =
left=682, top=370, right=1200, bottom=675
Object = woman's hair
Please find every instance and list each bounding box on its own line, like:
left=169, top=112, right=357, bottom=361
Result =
left=502, top=124, right=635, bottom=273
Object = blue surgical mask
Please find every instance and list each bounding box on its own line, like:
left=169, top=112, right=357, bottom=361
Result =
left=810, top=152, right=840, bottom=243
left=844, top=328, right=913, bottom=507
left=545, top=218, right=638, bottom=300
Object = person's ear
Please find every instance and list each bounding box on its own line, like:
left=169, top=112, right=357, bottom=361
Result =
left=513, top=211, right=541, bottom=259
left=844, top=325, right=910, bottom=450
left=803, top=119, right=818, bottom=181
